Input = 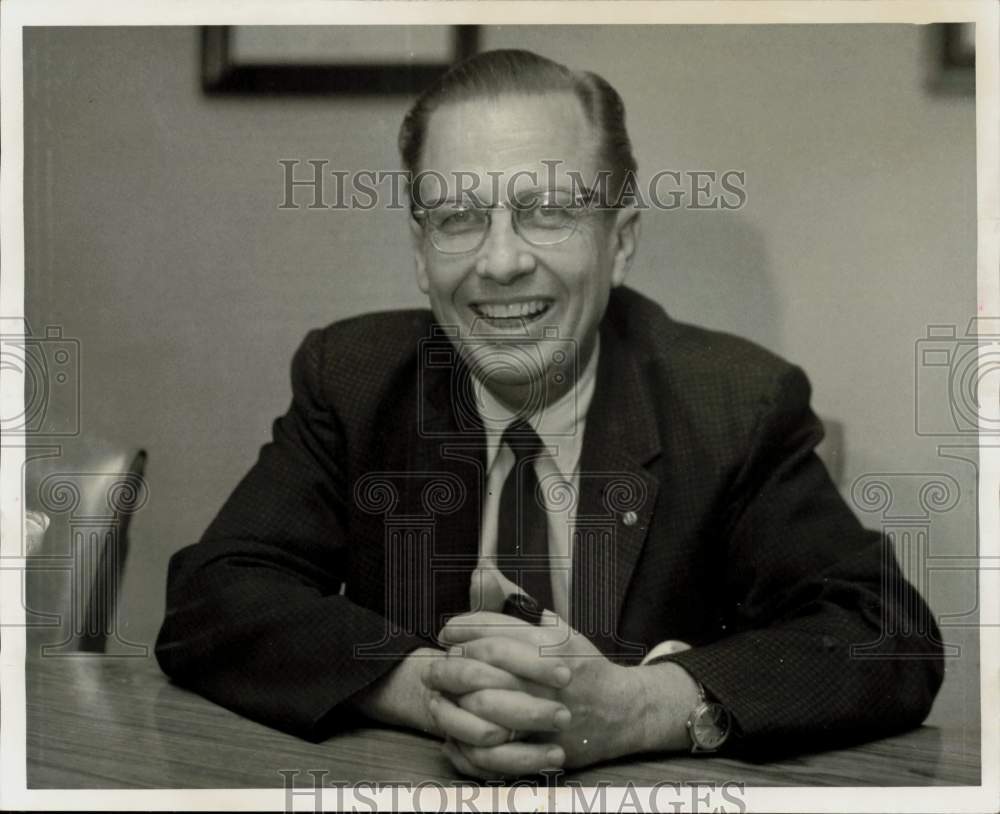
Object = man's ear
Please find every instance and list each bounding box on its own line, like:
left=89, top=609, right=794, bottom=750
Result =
left=409, top=216, right=429, bottom=294
left=610, top=206, right=641, bottom=287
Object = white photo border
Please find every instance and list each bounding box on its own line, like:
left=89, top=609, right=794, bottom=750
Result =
left=1, top=1, right=996, bottom=812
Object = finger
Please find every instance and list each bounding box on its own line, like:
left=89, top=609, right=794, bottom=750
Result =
left=443, top=738, right=493, bottom=779
left=535, top=609, right=575, bottom=650
left=427, top=693, right=510, bottom=748
left=457, top=688, right=571, bottom=733
left=448, top=637, right=572, bottom=689
left=454, top=738, right=566, bottom=778
left=468, top=567, right=508, bottom=614
left=441, top=611, right=571, bottom=652
left=440, top=611, right=538, bottom=644
left=425, top=655, right=554, bottom=697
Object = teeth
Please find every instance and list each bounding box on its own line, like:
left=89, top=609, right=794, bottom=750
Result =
left=477, top=300, right=549, bottom=319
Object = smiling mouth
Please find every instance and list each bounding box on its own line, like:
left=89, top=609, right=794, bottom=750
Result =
left=470, top=299, right=553, bottom=328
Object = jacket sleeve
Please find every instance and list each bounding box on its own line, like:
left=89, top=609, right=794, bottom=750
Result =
left=659, top=365, right=944, bottom=749
left=154, top=329, right=432, bottom=740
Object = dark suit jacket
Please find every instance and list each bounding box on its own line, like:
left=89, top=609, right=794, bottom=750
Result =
left=156, top=286, right=943, bottom=749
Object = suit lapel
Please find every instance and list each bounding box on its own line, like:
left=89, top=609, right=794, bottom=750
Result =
left=571, top=317, right=661, bottom=660
left=408, top=328, right=486, bottom=635
left=405, top=311, right=663, bottom=653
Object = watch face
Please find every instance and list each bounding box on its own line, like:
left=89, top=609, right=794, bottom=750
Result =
left=690, top=703, right=731, bottom=751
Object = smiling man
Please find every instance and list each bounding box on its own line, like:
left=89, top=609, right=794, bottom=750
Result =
left=409, top=89, right=630, bottom=413
left=156, top=49, right=943, bottom=779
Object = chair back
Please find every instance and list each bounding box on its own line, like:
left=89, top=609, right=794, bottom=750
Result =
left=24, top=440, right=148, bottom=654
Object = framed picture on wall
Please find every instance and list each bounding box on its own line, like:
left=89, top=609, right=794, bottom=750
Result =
left=930, top=22, right=974, bottom=93
left=943, top=21, right=975, bottom=68
left=202, top=25, right=479, bottom=94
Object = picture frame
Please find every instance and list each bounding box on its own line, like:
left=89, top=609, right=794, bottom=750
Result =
left=943, top=21, right=975, bottom=69
left=201, top=25, right=480, bottom=95
left=930, top=22, right=975, bottom=94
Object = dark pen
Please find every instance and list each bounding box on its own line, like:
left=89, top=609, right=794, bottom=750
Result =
left=502, top=592, right=547, bottom=626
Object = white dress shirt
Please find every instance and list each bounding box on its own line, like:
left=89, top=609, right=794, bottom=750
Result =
left=468, top=339, right=689, bottom=665
left=473, top=338, right=600, bottom=622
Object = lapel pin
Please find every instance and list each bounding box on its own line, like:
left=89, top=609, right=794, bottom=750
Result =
left=623, top=511, right=638, bottom=527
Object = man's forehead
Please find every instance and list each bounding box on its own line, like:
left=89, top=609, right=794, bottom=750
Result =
left=430, top=91, right=586, bottom=131
left=418, top=91, right=601, bottom=198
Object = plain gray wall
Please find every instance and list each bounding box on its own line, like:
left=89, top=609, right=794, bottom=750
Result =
left=23, top=25, right=979, bottom=727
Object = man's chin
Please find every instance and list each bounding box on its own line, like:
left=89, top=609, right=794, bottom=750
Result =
left=455, top=344, right=535, bottom=393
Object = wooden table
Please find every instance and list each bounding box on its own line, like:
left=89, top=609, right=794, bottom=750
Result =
left=25, top=654, right=981, bottom=789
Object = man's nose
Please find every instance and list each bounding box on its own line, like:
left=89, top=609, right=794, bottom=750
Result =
left=475, top=210, right=536, bottom=283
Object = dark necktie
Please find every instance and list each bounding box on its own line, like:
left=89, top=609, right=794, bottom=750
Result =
left=496, top=419, right=554, bottom=612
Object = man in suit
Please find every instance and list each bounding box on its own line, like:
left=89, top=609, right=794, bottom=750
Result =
left=156, top=49, right=943, bottom=779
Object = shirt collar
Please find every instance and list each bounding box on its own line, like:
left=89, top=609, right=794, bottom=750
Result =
left=475, top=336, right=600, bottom=474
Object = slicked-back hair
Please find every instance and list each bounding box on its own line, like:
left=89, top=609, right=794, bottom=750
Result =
left=398, top=49, right=638, bottom=204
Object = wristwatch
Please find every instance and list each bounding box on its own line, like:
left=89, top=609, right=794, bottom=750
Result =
left=686, top=682, right=732, bottom=753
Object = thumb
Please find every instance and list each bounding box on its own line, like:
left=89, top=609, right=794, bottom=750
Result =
left=468, top=566, right=507, bottom=613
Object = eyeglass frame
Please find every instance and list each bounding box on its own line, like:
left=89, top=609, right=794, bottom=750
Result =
left=409, top=188, right=614, bottom=255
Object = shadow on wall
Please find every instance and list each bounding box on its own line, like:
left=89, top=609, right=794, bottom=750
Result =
left=634, top=209, right=778, bottom=354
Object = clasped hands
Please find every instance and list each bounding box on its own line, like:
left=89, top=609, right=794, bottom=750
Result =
left=423, top=607, right=640, bottom=778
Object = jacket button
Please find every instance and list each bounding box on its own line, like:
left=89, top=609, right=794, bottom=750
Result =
left=623, top=511, right=638, bottom=527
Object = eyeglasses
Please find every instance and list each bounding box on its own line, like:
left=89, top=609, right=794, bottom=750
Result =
left=411, top=190, right=600, bottom=255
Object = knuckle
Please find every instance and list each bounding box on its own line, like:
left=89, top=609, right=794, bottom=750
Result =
left=479, top=638, right=500, bottom=662
left=461, top=689, right=488, bottom=717
left=485, top=726, right=509, bottom=747
left=462, top=744, right=497, bottom=771
left=493, top=636, right=515, bottom=660
left=461, top=639, right=482, bottom=661
left=474, top=725, right=505, bottom=748
left=526, top=745, right=553, bottom=770
left=530, top=704, right=553, bottom=726
left=457, top=660, right=479, bottom=688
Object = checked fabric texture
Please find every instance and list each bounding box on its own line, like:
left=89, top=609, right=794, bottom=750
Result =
left=156, top=286, right=944, bottom=748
